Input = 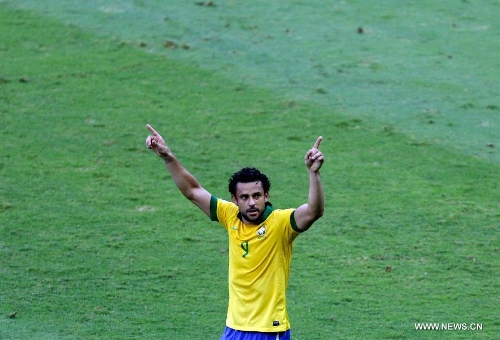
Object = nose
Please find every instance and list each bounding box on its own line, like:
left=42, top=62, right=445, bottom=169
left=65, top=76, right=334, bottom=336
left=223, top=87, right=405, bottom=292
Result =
left=248, top=197, right=256, bottom=207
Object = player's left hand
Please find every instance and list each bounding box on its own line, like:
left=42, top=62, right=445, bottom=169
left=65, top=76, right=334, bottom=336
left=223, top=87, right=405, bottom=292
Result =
left=305, top=136, right=324, bottom=173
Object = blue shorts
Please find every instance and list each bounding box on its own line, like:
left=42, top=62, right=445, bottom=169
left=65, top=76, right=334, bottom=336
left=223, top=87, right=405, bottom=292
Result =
left=220, top=326, right=291, bottom=340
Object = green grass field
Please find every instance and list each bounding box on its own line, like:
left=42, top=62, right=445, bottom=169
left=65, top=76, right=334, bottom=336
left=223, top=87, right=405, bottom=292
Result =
left=1, top=1, right=499, bottom=339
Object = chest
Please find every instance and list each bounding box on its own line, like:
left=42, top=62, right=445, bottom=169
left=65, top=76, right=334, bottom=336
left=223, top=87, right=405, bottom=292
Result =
left=227, top=219, right=284, bottom=261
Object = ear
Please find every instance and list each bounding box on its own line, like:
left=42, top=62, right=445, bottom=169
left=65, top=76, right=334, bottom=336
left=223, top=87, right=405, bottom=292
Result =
left=264, top=192, right=269, bottom=202
left=231, top=195, right=238, bottom=205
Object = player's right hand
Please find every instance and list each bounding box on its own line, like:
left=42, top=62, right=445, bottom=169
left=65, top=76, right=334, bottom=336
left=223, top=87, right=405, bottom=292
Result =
left=146, top=124, right=172, bottom=160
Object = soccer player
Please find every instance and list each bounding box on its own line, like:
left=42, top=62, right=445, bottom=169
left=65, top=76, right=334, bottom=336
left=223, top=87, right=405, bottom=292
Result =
left=146, top=124, right=324, bottom=340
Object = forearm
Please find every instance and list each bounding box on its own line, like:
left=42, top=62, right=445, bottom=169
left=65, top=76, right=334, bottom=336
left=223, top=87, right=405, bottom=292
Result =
left=307, top=169, right=325, bottom=219
left=146, top=124, right=211, bottom=215
left=293, top=169, right=324, bottom=231
left=163, top=156, right=202, bottom=201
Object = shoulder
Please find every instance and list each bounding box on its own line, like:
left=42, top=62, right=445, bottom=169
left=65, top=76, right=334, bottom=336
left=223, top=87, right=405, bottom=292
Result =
left=268, top=208, right=302, bottom=234
left=210, top=196, right=238, bottom=222
left=269, top=208, right=294, bottom=219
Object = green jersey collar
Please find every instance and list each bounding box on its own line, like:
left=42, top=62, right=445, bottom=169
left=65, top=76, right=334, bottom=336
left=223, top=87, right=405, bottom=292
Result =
left=261, top=202, right=274, bottom=221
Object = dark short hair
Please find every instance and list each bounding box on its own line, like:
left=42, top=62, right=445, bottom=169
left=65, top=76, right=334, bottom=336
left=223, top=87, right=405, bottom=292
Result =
left=228, top=167, right=271, bottom=196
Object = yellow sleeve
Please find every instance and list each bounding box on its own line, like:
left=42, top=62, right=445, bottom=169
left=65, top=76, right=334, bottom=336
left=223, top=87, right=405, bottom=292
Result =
left=209, top=196, right=238, bottom=230
left=272, top=208, right=302, bottom=243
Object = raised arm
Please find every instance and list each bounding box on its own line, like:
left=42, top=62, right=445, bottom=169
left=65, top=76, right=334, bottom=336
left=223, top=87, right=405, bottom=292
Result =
left=293, top=136, right=325, bottom=231
left=146, top=124, right=212, bottom=217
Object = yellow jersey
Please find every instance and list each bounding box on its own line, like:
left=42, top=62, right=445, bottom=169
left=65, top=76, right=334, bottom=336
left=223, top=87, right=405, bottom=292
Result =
left=210, top=196, right=302, bottom=332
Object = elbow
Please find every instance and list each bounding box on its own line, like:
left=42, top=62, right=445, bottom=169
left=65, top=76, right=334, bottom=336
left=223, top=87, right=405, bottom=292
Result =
left=309, top=206, right=324, bottom=221
left=184, top=192, right=195, bottom=201
left=315, top=202, right=325, bottom=218
left=183, top=189, right=199, bottom=202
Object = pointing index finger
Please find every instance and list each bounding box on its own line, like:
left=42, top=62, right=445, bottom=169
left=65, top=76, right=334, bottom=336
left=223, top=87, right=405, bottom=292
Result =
left=313, top=136, right=323, bottom=149
left=146, top=124, right=160, bottom=136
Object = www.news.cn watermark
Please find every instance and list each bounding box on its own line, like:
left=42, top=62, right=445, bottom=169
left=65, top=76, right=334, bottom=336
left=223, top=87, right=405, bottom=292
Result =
left=415, top=323, right=483, bottom=331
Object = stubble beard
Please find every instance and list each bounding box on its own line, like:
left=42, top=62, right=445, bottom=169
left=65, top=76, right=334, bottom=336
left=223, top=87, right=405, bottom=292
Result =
left=241, top=208, right=263, bottom=224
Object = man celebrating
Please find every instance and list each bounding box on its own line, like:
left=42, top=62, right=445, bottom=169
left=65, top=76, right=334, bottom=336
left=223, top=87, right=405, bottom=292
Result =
left=146, top=124, right=324, bottom=340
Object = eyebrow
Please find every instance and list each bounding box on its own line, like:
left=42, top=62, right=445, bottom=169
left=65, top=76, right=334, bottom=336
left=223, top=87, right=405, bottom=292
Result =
left=239, top=191, right=262, bottom=198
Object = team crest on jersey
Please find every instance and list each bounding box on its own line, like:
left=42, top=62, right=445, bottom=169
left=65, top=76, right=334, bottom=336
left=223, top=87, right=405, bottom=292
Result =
left=257, top=225, right=267, bottom=239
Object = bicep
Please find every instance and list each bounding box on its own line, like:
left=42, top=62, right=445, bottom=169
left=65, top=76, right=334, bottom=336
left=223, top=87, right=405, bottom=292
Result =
left=293, top=203, right=315, bottom=232
left=189, top=187, right=212, bottom=217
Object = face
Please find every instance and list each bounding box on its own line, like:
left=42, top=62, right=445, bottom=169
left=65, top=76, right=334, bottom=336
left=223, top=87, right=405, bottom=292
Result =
left=232, top=181, right=269, bottom=224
